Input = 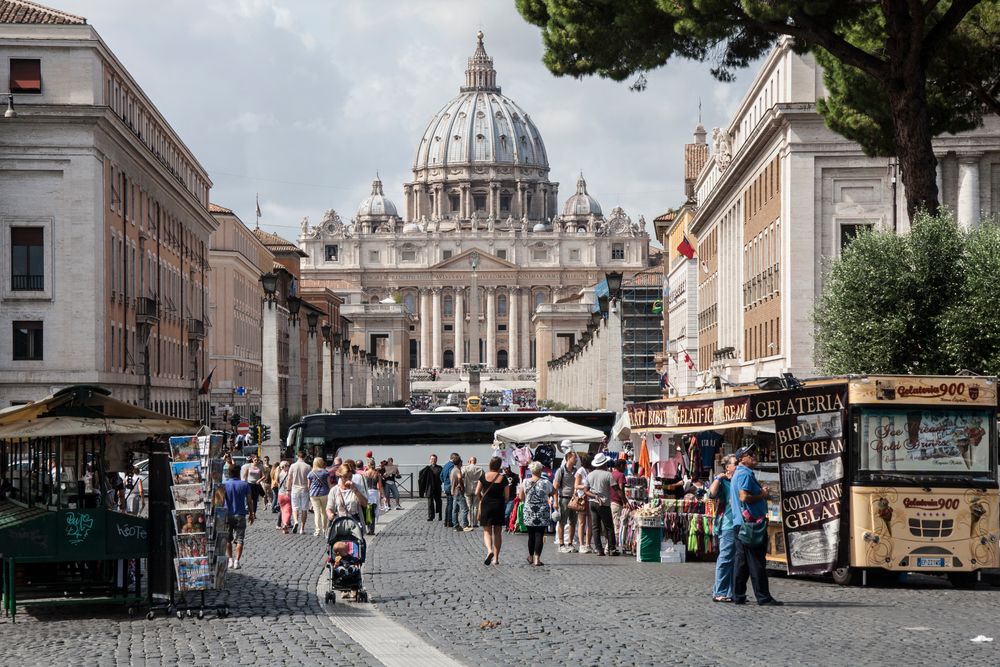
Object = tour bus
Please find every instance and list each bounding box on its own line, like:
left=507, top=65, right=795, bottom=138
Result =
left=285, top=408, right=615, bottom=477
left=465, top=395, right=482, bottom=412
left=628, top=375, right=998, bottom=587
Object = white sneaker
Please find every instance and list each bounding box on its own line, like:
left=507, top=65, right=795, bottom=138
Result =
left=233, top=560, right=241, bottom=570
left=579, top=546, right=590, bottom=554
left=228, top=558, right=234, bottom=568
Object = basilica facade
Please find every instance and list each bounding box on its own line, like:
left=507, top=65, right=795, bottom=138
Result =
left=298, top=32, right=649, bottom=372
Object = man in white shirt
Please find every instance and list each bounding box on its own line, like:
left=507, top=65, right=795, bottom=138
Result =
left=288, top=451, right=312, bottom=534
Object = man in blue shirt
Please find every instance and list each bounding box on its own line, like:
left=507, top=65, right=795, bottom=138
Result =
left=440, top=453, right=459, bottom=527
left=729, top=445, right=782, bottom=606
left=223, top=464, right=255, bottom=570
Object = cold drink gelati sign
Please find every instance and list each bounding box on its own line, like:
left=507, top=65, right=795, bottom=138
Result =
left=773, top=385, right=849, bottom=575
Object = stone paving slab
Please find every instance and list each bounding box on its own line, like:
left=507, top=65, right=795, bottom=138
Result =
left=3, top=510, right=380, bottom=666
left=364, top=506, right=1000, bottom=667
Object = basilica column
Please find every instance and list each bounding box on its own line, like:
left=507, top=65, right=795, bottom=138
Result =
left=521, top=288, right=531, bottom=368
left=419, top=289, right=431, bottom=368
left=507, top=287, right=519, bottom=369
left=957, top=153, right=981, bottom=229
left=516, top=182, right=525, bottom=219
left=454, top=286, right=465, bottom=368
left=486, top=286, right=497, bottom=369
left=432, top=287, right=443, bottom=369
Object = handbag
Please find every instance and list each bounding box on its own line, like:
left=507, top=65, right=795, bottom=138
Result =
left=568, top=494, right=588, bottom=514
left=737, top=498, right=768, bottom=547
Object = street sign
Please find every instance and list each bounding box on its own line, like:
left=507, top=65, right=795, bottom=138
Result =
left=236, top=422, right=250, bottom=436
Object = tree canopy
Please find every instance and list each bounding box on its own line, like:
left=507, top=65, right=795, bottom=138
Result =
left=815, top=211, right=1000, bottom=376
left=516, top=0, right=1000, bottom=217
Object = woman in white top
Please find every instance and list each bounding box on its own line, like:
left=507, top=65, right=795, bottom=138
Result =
left=574, top=453, right=592, bottom=553
left=327, top=464, right=368, bottom=525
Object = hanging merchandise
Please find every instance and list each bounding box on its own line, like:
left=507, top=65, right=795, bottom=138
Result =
left=533, top=443, right=556, bottom=468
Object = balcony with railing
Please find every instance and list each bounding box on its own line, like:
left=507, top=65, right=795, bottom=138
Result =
left=136, top=296, right=159, bottom=325
left=187, top=318, right=206, bottom=340
left=11, top=274, right=43, bottom=291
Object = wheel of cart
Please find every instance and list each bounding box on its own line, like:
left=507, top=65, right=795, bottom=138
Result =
left=146, top=610, right=156, bottom=621
left=356, top=590, right=368, bottom=603
left=324, top=590, right=335, bottom=604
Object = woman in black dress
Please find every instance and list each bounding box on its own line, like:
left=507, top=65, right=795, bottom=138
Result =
left=476, top=456, right=510, bottom=565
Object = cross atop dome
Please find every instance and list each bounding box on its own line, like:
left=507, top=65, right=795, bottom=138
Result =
left=462, top=29, right=500, bottom=93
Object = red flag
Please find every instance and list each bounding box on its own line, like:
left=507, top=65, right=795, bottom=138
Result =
left=676, top=234, right=696, bottom=260
left=683, top=351, right=695, bottom=370
left=198, top=367, right=216, bottom=395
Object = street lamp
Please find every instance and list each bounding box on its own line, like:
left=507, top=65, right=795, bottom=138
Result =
left=4, top=94, right=15, bottom=119
left=259, top=272, right=278, bottom=302
left=605, top=271, right=623, bottom=297
left=306, top=309, right=319, bottom=334
left=351, top=345, right=359, bottom=355
left=332, top=331, right=342, bottom=347
left=597, top=294, right=610, bottom=319
left=321, top=323, right=332, bottom=341
left=287, top=295, right=301, bottom=321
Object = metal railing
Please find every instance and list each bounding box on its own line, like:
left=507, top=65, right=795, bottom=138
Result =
left=11, top=274, right=43, bottom=291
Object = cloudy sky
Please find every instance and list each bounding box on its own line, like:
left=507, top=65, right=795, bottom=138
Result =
left=58, top=0, right=760, bottom=243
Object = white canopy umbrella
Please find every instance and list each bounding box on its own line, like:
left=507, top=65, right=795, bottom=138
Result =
left=494, top=415, right=606, bottom=445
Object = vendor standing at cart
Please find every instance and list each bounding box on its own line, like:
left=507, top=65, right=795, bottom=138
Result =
left=730, top=445, right=782, bottom=606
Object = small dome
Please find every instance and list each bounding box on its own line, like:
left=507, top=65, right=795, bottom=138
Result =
left=357, top=176, right=398, bottom=219
left=532, top=221, right=549, bottom=232
left=562, top=173, right=602, bottom=218
left=402, top=221, right=422, bottom=234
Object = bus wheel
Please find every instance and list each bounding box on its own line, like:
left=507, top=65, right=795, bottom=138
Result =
left=948, top=572, right=979, bottom=589
left=832, top=566, right=859, bottom=586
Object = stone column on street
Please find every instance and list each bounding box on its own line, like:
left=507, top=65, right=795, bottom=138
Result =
left=287, top=319, right=301, bottom=419
left=260, top=302, right=281, bottom=460
left=507, top=287, right=519, bottom=369
left=485, top=286, right=496, bottom=369
left=454, top=286, right=465, bottom=368
left=957, top=153, right=981, bottom=229
left=431, top=287, right=442, bottom=369
left=321, top=337, right=333, bottom=412
left=419, top=289, right=430, bottom=369
left=305, top=330, right=319, bottom=415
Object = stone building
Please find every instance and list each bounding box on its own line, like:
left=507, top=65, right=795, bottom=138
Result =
left=0, top=0, right=216, bottom=418
left=298, top=32, right=649, bottom=377
left=687, top=38, right=1000, bottom=391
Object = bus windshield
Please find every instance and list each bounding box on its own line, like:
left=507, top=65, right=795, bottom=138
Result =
left=856, top=407, right=994, bottom=476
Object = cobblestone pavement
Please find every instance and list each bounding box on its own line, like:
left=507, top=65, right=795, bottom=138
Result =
left=365, top=506, right=1000, bottom=667
left=4, top=509, right=380, bottom=667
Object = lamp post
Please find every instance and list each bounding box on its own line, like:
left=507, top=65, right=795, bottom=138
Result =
left=259, top=271, right=281, bottom=459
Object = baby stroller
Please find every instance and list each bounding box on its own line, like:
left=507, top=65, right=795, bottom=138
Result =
left=324, top=515, right=369, bottom=604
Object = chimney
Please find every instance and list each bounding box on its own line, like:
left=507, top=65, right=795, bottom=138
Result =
left=684, top=123, right=710, bottom=202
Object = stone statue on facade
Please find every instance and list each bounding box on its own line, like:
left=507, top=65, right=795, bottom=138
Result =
left=471, top=215, right=480, bottom=233
left=504, top=215, right=514, bottom=231
left=299, top=216, right=310, bottom=237
left=520, top=215, right=528, bottom=233
left=420, top=215, right=429, bottom=232
left=713, top=127, right=733, bottom=171
left=486, top=215, right=495, bottom=232
left=587, top=213, right=597, bottom=233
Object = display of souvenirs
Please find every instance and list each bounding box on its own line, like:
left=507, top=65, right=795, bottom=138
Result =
left=174, top=509, right=207, bottom=534
left=175, top=534, right=208, bottom=558
left=171, top=461, right=203, bottom=485
left=172, top=484, right=206, bottom=510
left=207, top=506, right=226, bottom=539
left=208, top=460, right=224, bottom=486
left=169, top=436, right=201, bottom=462
left=175, top=557, right=212, bottom=591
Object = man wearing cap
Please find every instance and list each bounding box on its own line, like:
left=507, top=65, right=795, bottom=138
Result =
left=729, top=444, right=782, bottom=606
left=586, top=453, right=618, bottom=557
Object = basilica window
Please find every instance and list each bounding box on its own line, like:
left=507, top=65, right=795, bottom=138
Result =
left=442, top=250, right=453, bottom=260
left=404, top=293, right=416, bottom=313
left=449, top=194, right=460, bottom=214
left=368, top=250, right=380, bottom=263
left=534, top=291, right=545, bottom=312
left=324, top=244, right=339, bottom=262
left=532, top=248, right=546, bottom=261
left=474, top=194, right=487, bottom=211
left=444, top=295, right=454, bottom=316
left=496, top=249, right=507, bottom=260
left=500, top=194, right=511, bottom=212
left=611, top=243, right=624, bottom=260
left=569, top=248, right=580, bottom=261
left=497, top=294, right=507, bottom=316
left=401, top=250, right=416, bottom=262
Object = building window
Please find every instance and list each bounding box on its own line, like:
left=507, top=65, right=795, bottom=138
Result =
left=368, top=250, right=380, bottom=263
left=569, top=248, right=580, bottom=261
left=12, top=320, right=43, bottom=360
left=840, top=223, right=873, bottom=250
left=496, top=249, right=507, bottom=260
left=612, top=243, right=625, bottom=260
left=442, top=250, right=453, bottom=260
left=498, top=324, right=507, bottom=331
left=449, top=194, right=460, bottom=213
left=9, top=59, right=41, bottom=94
left=534, top=291, right=545, bottom=312
left=474, top=194, right=487, bottom=211
left=532, top=248, right=546, bottom=261
left=443, top=295, right=454, bottom=316
left=500, top=194, right=511, bottom=212
left=11, top=226, right=44, bottom=291
left=444, top=324, right=453, bottom=332
left=401, top=250, right=416, bottom=262
left=497, top=294, right=507, bottom=316
left=324, top=244, right=338, bottom=262
left=404, top=293, right=416, bottom=313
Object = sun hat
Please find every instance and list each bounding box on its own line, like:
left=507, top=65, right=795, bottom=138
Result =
left=591, top=452, right=609, bottom=468
left=558, top=439, right=574, bottom=454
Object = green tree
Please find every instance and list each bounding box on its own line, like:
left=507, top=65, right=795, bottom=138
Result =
left=815, top=212, right=1000, bottom=376
left=516, top=0, right=1000, bottom=218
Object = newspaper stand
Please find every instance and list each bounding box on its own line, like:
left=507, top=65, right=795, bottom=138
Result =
left=166, top=434, right=229, bottom=619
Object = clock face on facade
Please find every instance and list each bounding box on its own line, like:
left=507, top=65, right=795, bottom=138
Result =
left=610, top=218, right=628, bottom=234
left=325, top=223, right=337, bottom=233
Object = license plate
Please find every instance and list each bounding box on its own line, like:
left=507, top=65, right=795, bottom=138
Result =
left=916, top=557, right=946, bottom=568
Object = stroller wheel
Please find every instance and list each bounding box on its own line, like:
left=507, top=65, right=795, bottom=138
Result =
left=357, top=590, right=368, bottom=603
left=325, top=591, right=334, bottom=604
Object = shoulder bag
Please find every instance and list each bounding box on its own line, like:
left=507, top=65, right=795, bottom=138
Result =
left=477, top=472, right=502, bottom=524
left=736, top=500, right=768, bottom=547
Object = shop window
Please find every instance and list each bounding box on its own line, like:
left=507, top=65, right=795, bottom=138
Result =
left=13, top=320, right=43, bottom=360
left=10, top=59, right=41, bottom=94
left=324, top=244, right=338, bottom=262
left=11, top=226, right=44, bottom=290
